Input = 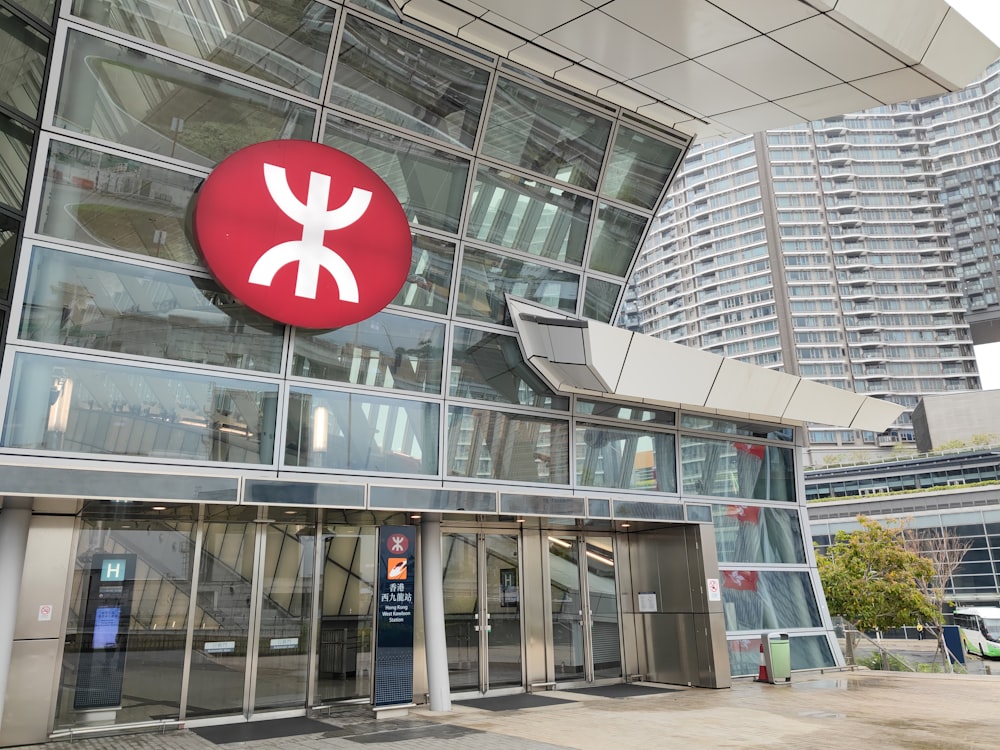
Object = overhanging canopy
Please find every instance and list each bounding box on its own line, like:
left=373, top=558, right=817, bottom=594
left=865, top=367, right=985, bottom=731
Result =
left=508, top=297, right=904, bottom=431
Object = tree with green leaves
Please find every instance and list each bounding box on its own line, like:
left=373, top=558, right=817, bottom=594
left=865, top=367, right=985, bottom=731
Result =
left=817, top=516, right=939, bottom=633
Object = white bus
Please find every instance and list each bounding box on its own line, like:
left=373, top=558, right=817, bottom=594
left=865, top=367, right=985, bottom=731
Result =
left=953, top=607, right=1000, bottom=658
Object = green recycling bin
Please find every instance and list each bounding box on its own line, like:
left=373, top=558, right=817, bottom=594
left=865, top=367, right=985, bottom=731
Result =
left=764, top=632, right=791, bottom=683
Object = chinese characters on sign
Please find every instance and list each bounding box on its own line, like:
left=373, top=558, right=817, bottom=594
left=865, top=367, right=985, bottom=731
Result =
left=374, top=526, right=416, bottom=706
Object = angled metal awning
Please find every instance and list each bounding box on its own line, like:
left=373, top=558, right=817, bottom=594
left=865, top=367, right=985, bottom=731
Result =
left=507, top=297, right=904, bottom=431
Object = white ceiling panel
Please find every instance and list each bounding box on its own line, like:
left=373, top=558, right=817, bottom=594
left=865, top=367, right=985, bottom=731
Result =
left=709, top=0, right=819, bottom=33
left=672, top=118, right=738, bottom=139
left=583, top=321, right=633, bottom=391
left=480, top=11, right=534, bottom=39
left=705, top=358, right=800, bottom=416
left=770, top=15, right=902, bottom=81
left=697, top=36, right=840, bottom=100
left=606, top=0, right=757, bottom=58
left=554, top=64, right=616, bottom=94
left=851, top=396, right=908, bottom=432
left=635, top=61, right=764, bottom=115
left=403, top=0, right=474, bottom=35
left=712, top=102, right=801, bottom=133
left=616, top=335, right=723, bottom=407
left=433, top=0, right=487, bottom=16
left=777, top=84, right=883, bottom=122
left=636, top=101, right=694, bottom=127
left=545, top=12, right=686, bottom=77
left=482, top=0, right=593, bottom=35
left=508, top=44, right=572, bottom=77
left=830, top=0, right=947, bottom=65
left=597, top=83, right=655, bottom=110
left=919, top=8, right=1000, bottom=89
left=782, top=378, right=866, bottom=426
left=851, top=67, right=948, bottom=104
left=457, top=20, right=523, bottom=55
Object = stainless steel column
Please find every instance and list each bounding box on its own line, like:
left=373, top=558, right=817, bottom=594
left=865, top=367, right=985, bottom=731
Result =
left=420, top=517, right=451, bottom=711
left=0, top=498, right=33, bottom=726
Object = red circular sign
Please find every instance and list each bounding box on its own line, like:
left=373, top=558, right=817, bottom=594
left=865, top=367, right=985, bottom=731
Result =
left=192, top=140, right=412, bottom=329
left=387, top=533, right=409, bottom=554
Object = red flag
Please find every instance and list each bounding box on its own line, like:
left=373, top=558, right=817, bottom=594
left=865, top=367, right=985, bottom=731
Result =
left=722, top=570, right=759, bottom=591
left=734, top=442, right=766, bottom=459
left=725, top=505, right=760, bottom=524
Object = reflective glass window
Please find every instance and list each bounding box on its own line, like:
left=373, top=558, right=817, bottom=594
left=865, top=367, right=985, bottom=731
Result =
left=482, top=77, right=611, bottom=190
left=323, top=115, right=469, bottom=234
left=285, top=387, right=439, bottom=474
left=576, top=422, right=676, bottom=492
left=0, top=6, right=48, bottom=119
left=20, top=246, right=284, bottom=372
left=291, top=309, right=444, bottom=393
left=681, top=413, right=794, bottom=442
left=447, top=406, right=569, bottom=484
left=10, top=0, right=56, bottom=23
left=0, top=114, right=32, bottom=212
left=54, top=31, right=316, bottom=167
left=3, top=352, right=279, bottom=464
left=456, top=246, right=579, bottom=325
left=575, top=400, right=675, bottom=425
left=681, top=436, right=796, bottom=502
left=349, top=0, right=399, bottom=21
left=720, top=570, right=822, bottom=630
left=728, top=635, right=835, bottom=677
left=589, top=203, right=647, bottom=277
left=393, top=233, right=454, bottom=314
left=72, top=0, right=335, bottom=98
left=450, top=326, right=568, bottom=409
left=0, top=213, right=19, bottom=300
left=582, top=277, right=621, bottom=323
left=37, top=140, right=204, bottom=264
left=712, top=504, right=806, bottom=564
left=466, top=166, right=592, bottom=265
left=332, top=14, right=488, bottom=148
left=602, top=124, right=682, bottom=210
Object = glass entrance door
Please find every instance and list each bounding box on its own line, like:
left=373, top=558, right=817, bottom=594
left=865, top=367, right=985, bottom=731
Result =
left=547, top=535, right=622, bottom=684
left=442, top=533, right=523, bottom=693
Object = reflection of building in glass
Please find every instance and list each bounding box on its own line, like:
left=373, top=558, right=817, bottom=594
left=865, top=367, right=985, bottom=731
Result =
left=0, top=0, right=995, bottom=744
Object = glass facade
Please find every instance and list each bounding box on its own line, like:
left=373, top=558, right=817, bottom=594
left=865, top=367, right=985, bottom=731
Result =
left=0, top=0, right=835, bottom=733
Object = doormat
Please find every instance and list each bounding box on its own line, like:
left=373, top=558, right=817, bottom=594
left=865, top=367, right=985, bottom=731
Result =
left=565, top=684, right=682, bottom=699
left=192, top=717, right=332, bottom=744
left=454, top=693, right=574, bottom=711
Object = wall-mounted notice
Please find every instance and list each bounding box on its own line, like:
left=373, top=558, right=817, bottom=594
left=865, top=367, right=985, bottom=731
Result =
left=638, top=592, right=657, bottom=612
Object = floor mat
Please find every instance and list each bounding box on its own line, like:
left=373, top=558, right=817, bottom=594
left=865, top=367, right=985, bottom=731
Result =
left=454, top=693, right=574, bottom=711
left=564, top=684, right=682, bottom=699
left=192, top=717, right=332, bottom=744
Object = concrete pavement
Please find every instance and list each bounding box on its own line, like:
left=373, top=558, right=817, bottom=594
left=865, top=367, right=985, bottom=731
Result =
left=14, top=670, right=1000, bottom=750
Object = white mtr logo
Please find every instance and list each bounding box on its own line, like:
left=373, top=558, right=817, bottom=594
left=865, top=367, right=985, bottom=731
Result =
left=247, top=163, right=372, bottom=301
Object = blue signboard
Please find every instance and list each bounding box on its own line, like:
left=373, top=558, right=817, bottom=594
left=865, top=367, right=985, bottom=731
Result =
left=373, top=526, right=416, bottom=706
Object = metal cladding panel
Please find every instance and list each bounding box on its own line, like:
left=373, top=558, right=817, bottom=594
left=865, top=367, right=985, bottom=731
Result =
left=704, top=357, right=800, bottom=416
left=850, top=396, right=908, bottom=432
left=583, top=321, right=633, bottom=392
left=782, top=377, right=866, bottom=426
left=616, top=335, right=723, bottom=407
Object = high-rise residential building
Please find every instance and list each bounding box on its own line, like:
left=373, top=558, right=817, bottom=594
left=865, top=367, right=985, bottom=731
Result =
left=630, top=85, right=1000, bottom=464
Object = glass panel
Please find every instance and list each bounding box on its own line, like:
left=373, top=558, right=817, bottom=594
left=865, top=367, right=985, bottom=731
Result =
left=37, top=140, right=204, bottom=264
left=254, top=509, right=316, bottom=711
left=450, top=326, right=568, bottom=409
left=442, top=533, right=480, bottom=691
left=601, top=124, right=682, bottom=210
left=0, top=114, right=32, bottom=212
left=720, top=570, right=822, bottom=630
left=246, top=479, right=365, bottom=507
left=0, top=7, right=48, bottom=119
left=348, top=0, right=399, bottom=21
left=500, top=494, right=584, bottom=517
left=589, top=203, right=647, bottom=276
left=576, top=400, right=675, bottom=425
left=369, top=486, right=496, bottom=512
left=587, top=538, right=620, bottom=679
left=3, top=352, right=279, bottom=464
left=466, top=166, right=592, bottom=265
left=72, top=0, right=335, bottom=98
left=576, top=422, right=676, bottom=492
left=323, top=115, right=469, bottom=234
left=548, top=535, right=584, bottom=682
left=187, top=505, right=257, bottom=717
left=315, top=522, right=376, bottom=703
left=54, top=31, right=316, bottom=167
left=589, top=498, right=610, bottom=518
left=447, top=406, right=570, bottom=484
left=292, top=310, right=445, bottom=393
left=11, top=0, right=56, bottom=23
left=730, top=634, right=836, bottom=677
left=333, top=15, right=488, bottom=149
left=55, top=504, right=195, bottom=729
left=486, top=534, right=522, bottom=689
left=681, top=436, right=796, bottom=502
left=0, top=213, right=19, bottom=300
left=582, top=277, right=621, bottom=324
left=612, top=500, right=683, bottom=521
left=20, top=247, right=284, bottom=372
left=393, top=234, right=455, bottom=314
left=285, top=388, right=439, bottom=474
left=711, top=505, right=807, bottom=564
left=456, top=246, right=579, bottom=325
left=681, top=413, right=794, bottom=442
left=482, top=77, right=611, bottom=190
